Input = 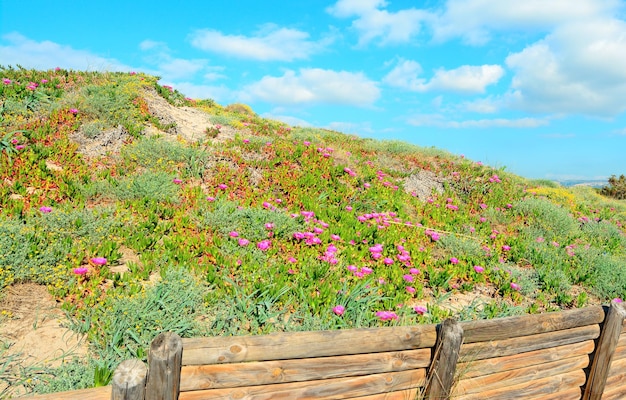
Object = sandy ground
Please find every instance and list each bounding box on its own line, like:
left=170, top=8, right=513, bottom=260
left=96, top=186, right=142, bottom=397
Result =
left=0, top=283, right=88, bottom=396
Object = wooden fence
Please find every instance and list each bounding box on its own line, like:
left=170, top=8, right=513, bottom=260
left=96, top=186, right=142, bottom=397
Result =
left=27, top=299, right=626, bottom=400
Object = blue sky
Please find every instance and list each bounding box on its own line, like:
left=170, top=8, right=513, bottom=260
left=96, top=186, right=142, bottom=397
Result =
left=2, top=0, right=626, bottom=181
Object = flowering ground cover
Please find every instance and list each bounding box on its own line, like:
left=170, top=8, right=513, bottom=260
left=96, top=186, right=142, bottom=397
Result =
left=1, top=66, right=626, bottom=395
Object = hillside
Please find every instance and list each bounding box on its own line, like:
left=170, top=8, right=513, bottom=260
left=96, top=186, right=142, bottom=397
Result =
left=1, top=66, right=626, bottom=395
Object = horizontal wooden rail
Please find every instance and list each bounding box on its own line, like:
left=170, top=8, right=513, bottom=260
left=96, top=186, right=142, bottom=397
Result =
left=181, top=324, right=437, bottom=365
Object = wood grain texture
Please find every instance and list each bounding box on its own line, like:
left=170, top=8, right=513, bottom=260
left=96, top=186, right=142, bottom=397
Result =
left=606, top=356, right=626, bottom=380
left=111, top=359, right=147, bottom=400
left=460, top=306, right=604, bottom=343
left=456, top=340, right=595, bottom=379
left=178, top=369, right=426, bottom=400
left=453, top=354, right=589, bottom=396
left=145, top=332, right=183, bottom=400
left=600, top=385, right=626, bottom=400
left=179, top=348, right=431, bottom=391
left=453, top=369, right=586, bottom=400
left=459, top=324, right=599, bottom=362
left=524, top=386, right=582, bottom=400
left=424, top=319, right=463, bottom=400
left=21, top=386, right=111, bottom=400
left=583, top=300, right=626, bottom=400
left=182, top=325, right=437, bottom=365
left=345, top=388, right=420, bottom=400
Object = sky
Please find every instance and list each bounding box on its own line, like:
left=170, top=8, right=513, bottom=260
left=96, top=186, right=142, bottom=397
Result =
left=2, top=0, right=626, bottom=181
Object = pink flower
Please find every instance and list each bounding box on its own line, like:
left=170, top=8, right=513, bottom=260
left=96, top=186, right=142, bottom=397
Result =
left=15, top=145, right=25, bottom=150
left=303, top=141, right=311, bottom=146
left=430, top=232, right=440, bottom=241
left=345, top=206, right=353, bottom=211
left=361, top=266, right=373, bottom=275
left=536, top=237, right=545, bottom=243
left=450, top=257, right=459, bottom=264
left=383, top=257, right=394, bottom=265
left=69, top=108, right=78, bottom=114
left=406, top=286, right=416, bottom=294
left=287, top=257, right=297, bottom=263
left=375, top=311, right=398, bottom=321
left=410, top=268, right=420, bottom=275
left=238, top=238, right=250, bottom=246
left=333, top=305, right=345, bottom=316
left=403, top=274, right=414, bottom=283
left=363, top=182, right=371, bottom=188
left=479, top=217, right=487, bottom=223
left=510, top=282, right=521, bottom=291
left=473, top=266, right=485, bottom=273
left=613, top=298, right=623, bottom=303
left=257, top=240, right=271, bottom=251
left=73, top=267, right=88, bottom=275
left=2, top=78, right=11, bottom=85
left=330, top=234, right=341, bottom=241
left=265, top=223, right=274, bottom=230
left=229, top=231, right=239, bottom=238
left=206, top=196, right=215, bottom=202
left=90, top=257, right=107, bottom=265
left=218, top=183, right=228, bottom=190
left=39, top=206, right=52, bottom=213
left=446, top=204, right=459, bottom=211
left=479, top=203, right=487, bottom=209
left=173, top=178, right=182, bottom=184
left=413, top=305, right=427, bottom=315
left=502, top=245, right=511, bottom=251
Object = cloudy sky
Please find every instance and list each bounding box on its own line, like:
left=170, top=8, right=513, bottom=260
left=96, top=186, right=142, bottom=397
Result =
left=2, top=0, right=626, bottom=181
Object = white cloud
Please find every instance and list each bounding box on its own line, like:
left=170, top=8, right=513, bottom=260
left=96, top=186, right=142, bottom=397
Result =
left=384, top=59, right=503, bottom=94
left=0, top=32, right=132, bottom=71
left=326, top=121, right=374, bottom=134
left=241, top=68, right=380, bottom=106
left=407, top=114, right=549, bottom=128
left=432, top=0, right=621, bottom=45
left=189, top=25, right=330, bottom=61
left=505, top=18, right=626, bottom=117
left=327, top=0, right=428, bottom=46
left=461, top=97, right=499, bottom=113
left=158, top=59, right=206, bottom=80
left=166, top=82, right=233, bottom=103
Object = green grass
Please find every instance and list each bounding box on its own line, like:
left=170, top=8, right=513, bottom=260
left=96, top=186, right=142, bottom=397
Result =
left=1, top=66, right=625, bottom=395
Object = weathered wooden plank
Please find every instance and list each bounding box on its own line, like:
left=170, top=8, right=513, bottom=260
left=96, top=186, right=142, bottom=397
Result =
left=606, top=356, right=626, bottom=380
left=583, top=300, right=626, bottom=400
left=22, top=386, right=111, bottom=400
left=461, top=306, right=604, bottom=343
left=456, top=340, right=595, bottom=380
left=605, top=367, right=626, bottom=394
left=346, top=388, right=420, bottom=400
left=179, top=348, right=431, bottom=391
left=181, top=325, right=437, bottom=365
left=145, top=332, right=183, bottom=400
left=601, top=385, right=626, bottom=400
left=525, top=386, right=582, bottom=400
left=178, top=369, right=427, bottom=400
left=112, top=359, right=147, bottom=400
left=459, top=324, right=599, bottom=362
left=424, top=319, right=463, bottom=400
left=453, top=369, right=586, bottom=400
left=453, top=354, right=589, bottom=396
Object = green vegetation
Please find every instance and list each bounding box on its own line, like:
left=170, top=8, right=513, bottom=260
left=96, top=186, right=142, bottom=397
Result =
left=1, top=66, right=625, bottom=396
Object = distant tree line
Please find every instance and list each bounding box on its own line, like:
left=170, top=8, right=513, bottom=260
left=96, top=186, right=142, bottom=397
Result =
left=600, top=174, right=626, bottom=200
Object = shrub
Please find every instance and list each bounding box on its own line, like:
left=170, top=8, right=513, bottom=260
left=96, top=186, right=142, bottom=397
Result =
left=224, top=103, right=256, bottom=117
left=600, top=174, right=626, bottom=200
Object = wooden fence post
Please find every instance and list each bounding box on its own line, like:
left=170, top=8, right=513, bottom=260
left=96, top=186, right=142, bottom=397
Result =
left=424, top=318, right=464, bottom=400
left=145, top=332, right=183, bottom=400
left=583, top=299, right=626, bottom=400
left=111, top=359, right=147, bottom=400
